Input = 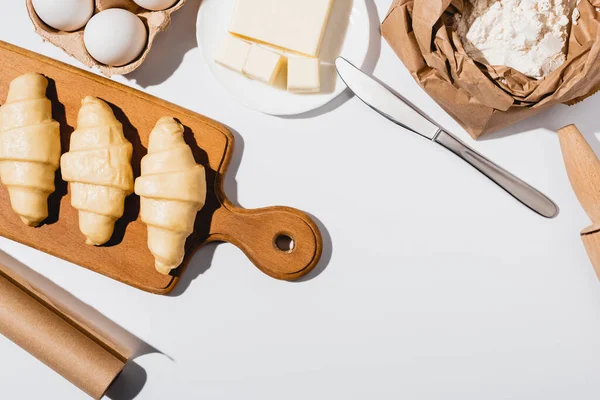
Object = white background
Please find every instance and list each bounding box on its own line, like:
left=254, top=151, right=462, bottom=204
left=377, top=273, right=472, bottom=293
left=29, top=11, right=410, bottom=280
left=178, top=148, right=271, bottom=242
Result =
left=2, top=1, right=600, bottom=399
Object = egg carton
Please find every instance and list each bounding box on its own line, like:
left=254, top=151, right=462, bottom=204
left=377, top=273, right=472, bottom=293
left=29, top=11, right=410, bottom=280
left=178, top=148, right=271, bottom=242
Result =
left=26, top=0, right=186, bottom=77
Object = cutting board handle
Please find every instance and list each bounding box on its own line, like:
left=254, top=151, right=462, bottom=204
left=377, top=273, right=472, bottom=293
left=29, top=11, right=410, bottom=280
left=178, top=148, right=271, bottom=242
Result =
left=210, top=204, right=323, bottom=280
left=557, top=124, right=600, bottom=223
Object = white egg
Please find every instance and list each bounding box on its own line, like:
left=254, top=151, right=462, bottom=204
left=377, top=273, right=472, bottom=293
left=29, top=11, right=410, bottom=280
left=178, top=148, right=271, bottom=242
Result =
left=132, top=0, right=179, bottom=11
left=32, top=0, right=94, bottom=32
left=84, top=9, right=148, bottom=67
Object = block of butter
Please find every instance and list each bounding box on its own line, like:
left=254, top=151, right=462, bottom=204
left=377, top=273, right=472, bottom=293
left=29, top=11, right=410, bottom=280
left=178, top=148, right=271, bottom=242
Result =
left=215, top=35, right=252, bottom=73
left=243, top=44, right=284, bottom=85
left=288, top=57, right=320, bottom=93
left=229, top=0, right=335, bottom=57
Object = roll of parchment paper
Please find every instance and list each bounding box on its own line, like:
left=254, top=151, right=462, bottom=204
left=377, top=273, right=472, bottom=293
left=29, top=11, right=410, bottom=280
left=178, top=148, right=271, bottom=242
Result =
left=0, top=262, right=128, bottom=399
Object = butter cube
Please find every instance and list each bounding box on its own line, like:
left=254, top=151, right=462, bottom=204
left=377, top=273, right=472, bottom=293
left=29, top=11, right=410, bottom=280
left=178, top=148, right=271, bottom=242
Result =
left=287, top=57, right=320, bottom=93
left=242, top=44, right=284, bottom=85
left=215, top=35, right=252, bottom=73
left=229, top=0, right=335, bottom=57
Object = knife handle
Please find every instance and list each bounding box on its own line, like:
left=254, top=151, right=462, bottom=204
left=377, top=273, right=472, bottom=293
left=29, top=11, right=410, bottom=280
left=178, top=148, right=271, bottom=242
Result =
left=434, top=130, right=558, bottom=218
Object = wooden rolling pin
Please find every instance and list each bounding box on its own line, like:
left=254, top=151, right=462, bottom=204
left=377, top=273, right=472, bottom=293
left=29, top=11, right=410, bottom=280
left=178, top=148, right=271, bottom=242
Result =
left=558, top=124, right=600, bottom=279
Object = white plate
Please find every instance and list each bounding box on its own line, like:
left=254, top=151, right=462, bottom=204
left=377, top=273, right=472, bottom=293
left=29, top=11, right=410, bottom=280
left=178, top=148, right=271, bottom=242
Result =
left=197, top=0, right=370, bottom=115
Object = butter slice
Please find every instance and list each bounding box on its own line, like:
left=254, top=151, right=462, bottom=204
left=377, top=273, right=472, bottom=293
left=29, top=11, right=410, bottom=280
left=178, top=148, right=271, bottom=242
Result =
left=288, top=57, right=320, bottom=93
left=229, top=0, right=334, bottom=57
left=215, top=35, right=252, bottom=73
left=242, top=44, right=284, bottom=85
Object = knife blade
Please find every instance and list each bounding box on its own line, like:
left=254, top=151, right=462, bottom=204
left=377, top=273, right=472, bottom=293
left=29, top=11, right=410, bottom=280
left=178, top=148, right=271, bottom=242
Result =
left=335, top=57, right=558, bottom=218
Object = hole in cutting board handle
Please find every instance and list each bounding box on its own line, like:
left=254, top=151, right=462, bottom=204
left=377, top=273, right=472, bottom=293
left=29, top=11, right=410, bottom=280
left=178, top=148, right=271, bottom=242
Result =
left=274, top=234, right=295, bottom=253
left=210, top=204, right=323, bottom=280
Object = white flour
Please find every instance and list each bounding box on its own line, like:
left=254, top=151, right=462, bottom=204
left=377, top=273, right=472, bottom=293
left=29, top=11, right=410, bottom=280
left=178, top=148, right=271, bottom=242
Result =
left=456, top=0, right=574, bottom=79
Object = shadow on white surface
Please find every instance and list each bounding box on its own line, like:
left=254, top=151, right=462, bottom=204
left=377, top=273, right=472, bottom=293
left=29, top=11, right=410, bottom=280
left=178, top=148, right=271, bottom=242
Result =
left=126, top=0, right=202, bottom=87
left=0, top=251, right=168, bottom=400
left=281, top=0, right=382, bottom=119
left=105, top=362, right=148, bottom=400
left=295, top=212, right=333, bottom=282
left=479, top=93, right=600, bottom=151
left=361, top=0, right=383, bottom=75
left=168, top=125, right=333, bottom=296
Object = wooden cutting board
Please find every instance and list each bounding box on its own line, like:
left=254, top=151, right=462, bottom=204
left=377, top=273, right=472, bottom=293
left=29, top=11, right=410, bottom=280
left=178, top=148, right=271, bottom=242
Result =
left=0, top=41, right=322, bottom=294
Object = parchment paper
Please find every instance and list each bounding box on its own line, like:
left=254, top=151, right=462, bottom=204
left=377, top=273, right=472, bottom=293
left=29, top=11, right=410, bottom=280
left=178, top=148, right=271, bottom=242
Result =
left=0, top=260, right=129, bottom=399
left=381, top=0, right=600, bottom=139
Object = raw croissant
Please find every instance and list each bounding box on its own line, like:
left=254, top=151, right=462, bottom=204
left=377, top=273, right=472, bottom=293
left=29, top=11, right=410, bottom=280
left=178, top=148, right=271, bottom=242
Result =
left=0, top=73, right=61, bottom=226
left=61, top=96, right=134, bottom=245
left=135, top=117, right=206, bottom=275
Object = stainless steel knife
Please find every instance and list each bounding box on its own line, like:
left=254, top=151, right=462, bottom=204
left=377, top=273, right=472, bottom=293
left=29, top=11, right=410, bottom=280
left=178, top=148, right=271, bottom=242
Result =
left=335, top=57, right=558, bottom=218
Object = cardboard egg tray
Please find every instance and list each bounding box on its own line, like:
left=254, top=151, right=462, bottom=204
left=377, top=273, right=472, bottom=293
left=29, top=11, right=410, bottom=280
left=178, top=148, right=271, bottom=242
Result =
left=26, top=0, right=186, bottom=77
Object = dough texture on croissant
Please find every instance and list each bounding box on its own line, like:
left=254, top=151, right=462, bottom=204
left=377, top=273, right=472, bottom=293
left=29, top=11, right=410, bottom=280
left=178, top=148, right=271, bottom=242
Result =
left=61, top=96, right=134, bottom=245
left=135, top=117, right=206, bottom=275
left=0, top=72, right=61, bottom=226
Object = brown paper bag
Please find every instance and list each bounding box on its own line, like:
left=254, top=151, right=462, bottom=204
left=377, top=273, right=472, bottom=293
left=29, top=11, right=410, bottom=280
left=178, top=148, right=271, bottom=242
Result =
left=381, top=0, right=600, bottom=139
